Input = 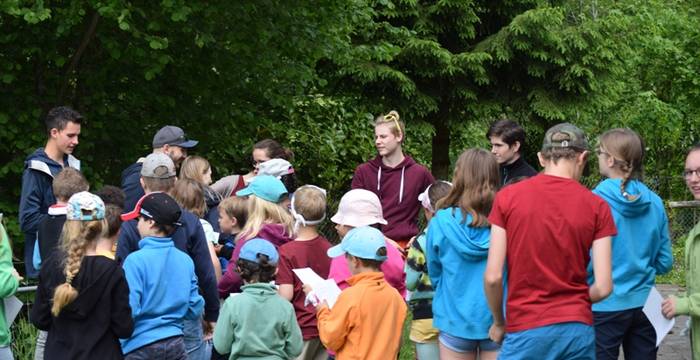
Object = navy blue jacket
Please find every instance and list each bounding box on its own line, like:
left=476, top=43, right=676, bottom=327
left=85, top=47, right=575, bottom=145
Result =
left=19, top=148, right=80, bottom=276
left=116, top=208, right=220, bottom=322
left=120, top=161, right=145, bottom=212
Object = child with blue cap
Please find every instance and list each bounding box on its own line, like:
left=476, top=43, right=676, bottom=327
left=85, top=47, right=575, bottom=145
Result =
left=214, top=238, right=303, bottom=359
left=312, top=226, right=407, bottom=360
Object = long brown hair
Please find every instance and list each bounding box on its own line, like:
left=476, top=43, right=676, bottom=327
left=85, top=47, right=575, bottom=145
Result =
left=437, top=148, right=500, bottom=227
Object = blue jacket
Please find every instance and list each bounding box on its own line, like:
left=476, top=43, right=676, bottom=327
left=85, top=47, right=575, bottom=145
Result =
left=116, top=209, right=219, bottom=322
left=426, top=207, right=494, bottom=339
left=121, top=236, right=204, bottom=354
left=19, top=148, right=79, bottom=276
left=120, top=161, right=145, bottom=213
left=590, top=178, right=673, bottom=311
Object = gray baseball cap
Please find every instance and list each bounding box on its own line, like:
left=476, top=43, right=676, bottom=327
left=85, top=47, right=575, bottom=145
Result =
left=141, top=153, right=176, bottom=179
left=541, top=123, right=588, bottom=151
left=152, top=125, right=198, bottom=148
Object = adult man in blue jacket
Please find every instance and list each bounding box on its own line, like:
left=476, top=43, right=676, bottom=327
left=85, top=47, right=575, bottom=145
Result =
left=116, top=153, right=218, bottom=360
left=121, top=125, right=197, bottom=212
left=19, top=106, right=82, bottom=278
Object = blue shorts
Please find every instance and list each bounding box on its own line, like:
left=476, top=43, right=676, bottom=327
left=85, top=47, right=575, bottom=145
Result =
left=439, top=331, right=500, bottom=353
left=499, top=322, right=594, bottom=360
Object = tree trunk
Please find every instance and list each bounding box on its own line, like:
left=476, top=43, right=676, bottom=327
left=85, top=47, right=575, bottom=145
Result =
left=431, top=117, right=450, bottom=179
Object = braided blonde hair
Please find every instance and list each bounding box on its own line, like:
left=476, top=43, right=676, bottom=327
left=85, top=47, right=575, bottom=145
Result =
left=374, top=110, right=405, bottom=140
left=599, top=128, right=645, bottom=201
left=51, top=217, right=106, bottom=316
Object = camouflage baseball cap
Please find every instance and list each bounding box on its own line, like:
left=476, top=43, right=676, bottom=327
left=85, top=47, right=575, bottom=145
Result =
left=541, top=123, right=588, bottom=151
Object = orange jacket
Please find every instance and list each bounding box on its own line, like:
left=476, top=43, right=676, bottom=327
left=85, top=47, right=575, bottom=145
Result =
left=317, top=271, right=407, bottom=360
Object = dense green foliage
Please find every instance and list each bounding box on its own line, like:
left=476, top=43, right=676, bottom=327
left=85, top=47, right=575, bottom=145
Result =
left=2, top=0, right=699, bottom=257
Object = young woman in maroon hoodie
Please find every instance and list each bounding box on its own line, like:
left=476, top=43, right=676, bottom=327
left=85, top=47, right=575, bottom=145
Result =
left=351, top=110, right=434, bottom=251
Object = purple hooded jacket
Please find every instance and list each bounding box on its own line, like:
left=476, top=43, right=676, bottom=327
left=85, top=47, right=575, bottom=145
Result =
left=351, top=155, right=434, bottom=241
left=217, top=223, right=293, bottom=297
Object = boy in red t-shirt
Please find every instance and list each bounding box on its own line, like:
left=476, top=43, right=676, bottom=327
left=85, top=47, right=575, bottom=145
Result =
left=277, top=185, right=332, bottom=360
left=484, top=123, right=616, bottom=359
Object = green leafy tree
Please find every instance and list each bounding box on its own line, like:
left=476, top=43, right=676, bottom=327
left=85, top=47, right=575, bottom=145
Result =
left=322, top=0, right=630, bottom=178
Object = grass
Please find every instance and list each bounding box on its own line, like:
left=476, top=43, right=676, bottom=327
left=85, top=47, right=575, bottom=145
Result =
left=656, top=237, right=686, bottom=287
left=399, top=313, right=416, bottom=359
left=11, top=315, right=36, bottom=360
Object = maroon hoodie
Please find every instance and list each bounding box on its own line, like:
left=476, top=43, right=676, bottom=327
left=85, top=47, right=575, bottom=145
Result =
left=351, top=155, right=434, bottom=241
left=217, top=223, right=294, bottom=297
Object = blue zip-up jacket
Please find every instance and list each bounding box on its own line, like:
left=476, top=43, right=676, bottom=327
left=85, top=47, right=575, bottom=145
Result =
left=120, top=160, right=145, bottom=213
left=589, top=178, right=673, bottom=311
left=116, top=209, right=219, bottom=322
left=19, top=148, right=79, bottom=276
left=121, top=236, right=204, bottom=354
left=426, top=207, right=494, bottom=339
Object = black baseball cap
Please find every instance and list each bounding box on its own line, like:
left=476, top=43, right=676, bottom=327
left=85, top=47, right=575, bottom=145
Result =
left=121, top=192, right=182, bottom=226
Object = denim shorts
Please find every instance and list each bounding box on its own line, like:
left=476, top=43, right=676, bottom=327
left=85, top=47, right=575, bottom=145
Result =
left=438, top=331, right=500, bottom=352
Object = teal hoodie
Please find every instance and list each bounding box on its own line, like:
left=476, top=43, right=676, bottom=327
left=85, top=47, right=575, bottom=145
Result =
left=589, top=178, right=673, bottom=311
left=426, top=207, right=493, bottom=339
left=213, top=283, right=303, bottom=359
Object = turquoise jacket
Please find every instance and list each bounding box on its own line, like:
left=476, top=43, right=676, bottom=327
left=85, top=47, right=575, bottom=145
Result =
left=589, top=179, right=673, bottom=311
left=0, top=224, right=19, bottom=346
left=121, top=236, right=204, bottom=354
left=426, top=207, right=493, bottom=339
left=213, top=283, right=303, bottom=359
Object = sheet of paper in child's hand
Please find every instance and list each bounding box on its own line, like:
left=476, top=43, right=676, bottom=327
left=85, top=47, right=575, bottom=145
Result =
left=292, top=267, right=326, bottom=287
left=314, top=279, right=342, bottom=309
left=642, top=286, right=675, bottom=347
left=293, top=267, right=342, bottom=309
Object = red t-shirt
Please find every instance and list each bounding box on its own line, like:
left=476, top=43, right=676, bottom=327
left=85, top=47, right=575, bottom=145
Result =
left=276, top=236, right=333, bottom=340
left=488, top=174, right=616, bottom=332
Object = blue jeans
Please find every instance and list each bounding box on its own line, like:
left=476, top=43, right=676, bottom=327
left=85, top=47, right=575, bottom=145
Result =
left=125, top=336, right=186, bottom=360
left=594, top=308, right=656, bottom=360
left=183, top=317, right=207, bottom=360
left=499, top=322, right=594, bottom=360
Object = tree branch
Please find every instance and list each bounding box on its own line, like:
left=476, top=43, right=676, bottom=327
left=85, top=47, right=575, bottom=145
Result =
left=57, top=9, right=100, bottom=105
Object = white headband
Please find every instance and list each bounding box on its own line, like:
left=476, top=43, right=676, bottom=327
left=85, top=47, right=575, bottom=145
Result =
left=417, top=180, right=453, bottom=213
left=290, top=185, right=327, bottom=233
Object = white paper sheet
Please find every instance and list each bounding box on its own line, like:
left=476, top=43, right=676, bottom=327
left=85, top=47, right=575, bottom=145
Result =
left=292, top=268, right=326, bottom=287
left=293, top=267, right=342, bottom=309
left=314, top=279, right=342, bottom=309
left=3, top=295, right=22, bottom=326
left=643, top=286, right=675, bottom=347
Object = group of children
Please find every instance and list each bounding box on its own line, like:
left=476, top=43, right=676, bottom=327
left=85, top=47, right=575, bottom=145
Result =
left=4, top=115, right=700, bottom=360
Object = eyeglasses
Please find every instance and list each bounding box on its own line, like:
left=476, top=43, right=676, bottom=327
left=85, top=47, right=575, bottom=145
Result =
left=595, top=149, right=609, bottom=157
left=683, top=169, right=700, bottom=180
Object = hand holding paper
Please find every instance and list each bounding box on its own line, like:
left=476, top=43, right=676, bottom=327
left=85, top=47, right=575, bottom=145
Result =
left=643, top=286, right=675, bottom=347
left=294, top=268, right=342, bottom=309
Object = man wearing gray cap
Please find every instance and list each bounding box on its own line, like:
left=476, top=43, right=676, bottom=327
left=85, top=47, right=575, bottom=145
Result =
left=121, top=125, right=198, bottom=212
left=117, top=153, right=218, bottom=360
